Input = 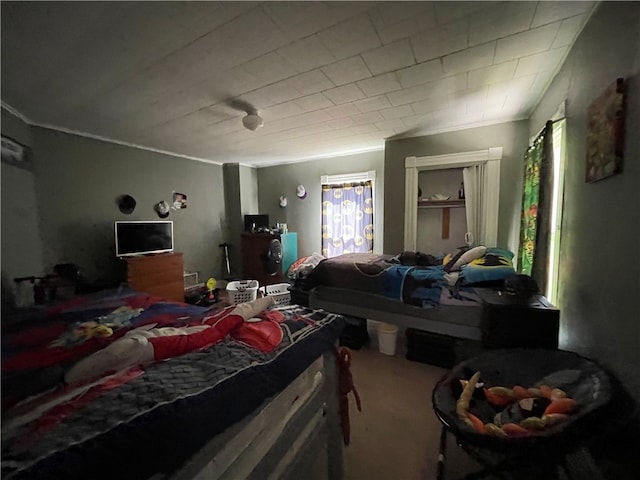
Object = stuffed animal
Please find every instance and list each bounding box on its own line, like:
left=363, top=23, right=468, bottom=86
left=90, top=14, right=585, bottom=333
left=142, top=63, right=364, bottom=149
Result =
left=336, top=347, right=362, bottom=445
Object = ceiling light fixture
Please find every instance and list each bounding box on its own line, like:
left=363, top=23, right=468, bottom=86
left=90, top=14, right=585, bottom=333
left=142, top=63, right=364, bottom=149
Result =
left=242, top=111, right=264, bottom=131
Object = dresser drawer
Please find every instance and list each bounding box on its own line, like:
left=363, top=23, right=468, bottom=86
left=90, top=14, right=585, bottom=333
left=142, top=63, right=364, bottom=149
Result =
left=125, top=253, right=184, bottom=302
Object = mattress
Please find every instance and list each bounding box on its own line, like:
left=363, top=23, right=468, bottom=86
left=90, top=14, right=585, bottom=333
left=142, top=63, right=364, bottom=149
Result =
left=1, top=301, right=345, bottom=480
left=309, top=285, right=483, bottom=340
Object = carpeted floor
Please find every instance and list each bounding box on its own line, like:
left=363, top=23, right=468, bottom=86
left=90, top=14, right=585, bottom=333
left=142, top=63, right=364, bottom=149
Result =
left=342, top=345, right=484, bottom=480
left=339, top=341, right=637, bottom=480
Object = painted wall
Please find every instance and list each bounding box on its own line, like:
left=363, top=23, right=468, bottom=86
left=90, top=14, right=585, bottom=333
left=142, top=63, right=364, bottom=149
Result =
left=257, top=150, right=385, bottom=258
left=222, top=163, right=259, bottom=279
left=1, top=109, right=44, bottom=307
left=30, top=127, right=227, bottom=287
left=384, top=120, right=529, bottom=254
left=529, top=2, right=640, bottom=399
left=417, top=168, right=466, bottom=254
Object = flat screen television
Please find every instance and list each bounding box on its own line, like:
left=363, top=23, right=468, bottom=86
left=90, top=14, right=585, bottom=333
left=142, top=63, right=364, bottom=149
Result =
left=115, top=221, right=174, bottom=257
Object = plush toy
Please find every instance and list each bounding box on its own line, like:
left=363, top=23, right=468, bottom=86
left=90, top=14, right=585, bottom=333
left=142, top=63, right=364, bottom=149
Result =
left=456, top=374, right=577, bottom=438
left=336, top=347, right=362, bottom=445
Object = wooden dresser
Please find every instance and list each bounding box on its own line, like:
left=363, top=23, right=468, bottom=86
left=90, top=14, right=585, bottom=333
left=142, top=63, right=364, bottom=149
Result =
left=125, top=252, right=184, bottom=302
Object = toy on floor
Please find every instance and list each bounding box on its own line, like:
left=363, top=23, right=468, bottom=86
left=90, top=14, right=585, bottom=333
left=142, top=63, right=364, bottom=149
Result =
left=336, top=346, right=362, bottom=445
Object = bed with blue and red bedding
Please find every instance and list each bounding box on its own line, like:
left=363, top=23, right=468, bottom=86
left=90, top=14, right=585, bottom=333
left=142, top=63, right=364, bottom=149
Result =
left=297, top=249, right=520, bottom=342
left=1, top=287, right=345, bottom=480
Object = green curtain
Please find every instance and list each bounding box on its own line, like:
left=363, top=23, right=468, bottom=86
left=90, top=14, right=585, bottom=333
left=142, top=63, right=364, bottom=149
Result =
left=518, top=120, right=554, bottom=294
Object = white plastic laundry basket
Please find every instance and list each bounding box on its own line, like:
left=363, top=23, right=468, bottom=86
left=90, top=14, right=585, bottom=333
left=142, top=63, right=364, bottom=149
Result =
left=376, top=322, right=399, bottom=356
left=226, top=280, right=259, bottom=305
left=258, top=283, right=291, bottom=306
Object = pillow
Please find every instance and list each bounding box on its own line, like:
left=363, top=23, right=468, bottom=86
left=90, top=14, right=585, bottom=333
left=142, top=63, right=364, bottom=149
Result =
left=486, top=247, right=515, bottom=260
left=459, top=252, right=516, bottom=285
left=443, top=246, right=487, bottom=272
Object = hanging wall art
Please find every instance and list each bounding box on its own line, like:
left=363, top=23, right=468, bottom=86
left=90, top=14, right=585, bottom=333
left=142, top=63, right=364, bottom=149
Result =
left=585, top=77, right=626, bottom=183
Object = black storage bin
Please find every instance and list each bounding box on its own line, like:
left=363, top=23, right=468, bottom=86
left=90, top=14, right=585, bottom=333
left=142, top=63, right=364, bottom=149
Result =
left=477, top=290, right=560, bottom=349
left=339, top=316, right=368, bottom=350
left=405, top=329, right=457, bottom=368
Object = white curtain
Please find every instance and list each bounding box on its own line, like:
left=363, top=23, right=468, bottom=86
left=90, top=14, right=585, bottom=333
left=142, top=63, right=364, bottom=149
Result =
left=463, top=164, right=485, bottom=246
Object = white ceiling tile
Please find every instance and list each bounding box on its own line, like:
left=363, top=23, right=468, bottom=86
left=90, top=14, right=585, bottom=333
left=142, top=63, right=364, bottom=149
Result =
left=325, top=103, right=361, bottom=119
left=357, top=72, right=402, bottom=97
left=514, top=47, right=569, bottom=77
left=487, top=74, right=537, bottom=102
left=317, top=15, right=381, bottom=60
left=266, top=110, right=333, bottom=133
left=2, top=1, right=593, bottom=166
left=276, top=35, right=336, bottom=73
left=379, top=105, right=414, bottom=120
left=321, top=55, right=372, bottom=86
left=262, top=101, right=305, bottom=121
left=325, top=128, right=356, bottom=139
left=411, top=96, right=450, bottom=115
left=261, top=1, right=335, bottom=40
left=469, top=2, right=536, bottom=46
left=323, top=84, right=367, bottom=105
left=324, top=2, right=378, bottom=24
left=294, top=93, right=334, bottom=112
left=411, top=18, right=468, bottom=63
left=349, top=124, right=379, bottom=135
left=397, top=59, right=443, bottom=88
left=443, top=42, right=496, bottom=75
left=240, top=80, right=302, bottom=109
left=434, top=1, right=499, bottom=25
left=286, top=69, right=334, bottom=96
left=374, top=118, right=405, bottom=131
left=468, top=60, right=517, bottom=90
left=460, top=89, right=497, bottom=114
left=552, top=15, right=588, bottom=48
left=403, top=113, right=432, bottom=128
left=532, top=1, right=595, bottom=28
left=242, top=52, right=300, bottom=85
left=280, top=122, right=334, bottom=139
left=367, top=2, right=433, bottom=29
left=376, top=17, right=424, bottom=45
left=205, top=66, right=262, bottom=97
left=361, top=39, right=416, bottom=75
left=494, top=23, right=560, bottom=63
left=204, top=7, right=290, bottom=67
left=353, top=95, right=391, bottom=113
left=325, top=117, right=356, bottom=129
left=350, top=111, right=385, bottom=125
left=386, top=84, right=433, bottom=106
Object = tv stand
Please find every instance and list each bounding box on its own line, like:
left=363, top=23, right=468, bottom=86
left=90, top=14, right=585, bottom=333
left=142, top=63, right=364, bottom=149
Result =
left=125, top=252, right=184, bottom=302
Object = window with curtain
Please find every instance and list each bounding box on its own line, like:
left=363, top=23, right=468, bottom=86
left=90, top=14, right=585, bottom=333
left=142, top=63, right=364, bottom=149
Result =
left=518, top=120, right=554, bottom=295
left=321, top=180, right=373, bottom=258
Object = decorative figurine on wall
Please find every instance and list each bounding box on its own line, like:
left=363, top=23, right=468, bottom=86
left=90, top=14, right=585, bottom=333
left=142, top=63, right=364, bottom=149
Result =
left=117, top=194, right=137, bottom=215
left=296, top=185, right=307, bottom=199
left=279, top=195, right=288, bottom=208
left=172, top=192, right=188, bottom=210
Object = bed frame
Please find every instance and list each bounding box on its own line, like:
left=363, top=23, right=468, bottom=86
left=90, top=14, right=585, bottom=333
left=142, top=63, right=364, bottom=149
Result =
left=1, top=294, right=346, bottom=480
left=166, top=350, right=344, bottom=480
left=308, top=286, right=484, bottom=341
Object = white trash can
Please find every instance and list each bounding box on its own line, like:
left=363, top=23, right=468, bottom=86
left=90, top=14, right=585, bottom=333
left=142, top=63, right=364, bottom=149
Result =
left=376, top=322, right=399, bottom=356
left=367, top=319, right=382, bottom=349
